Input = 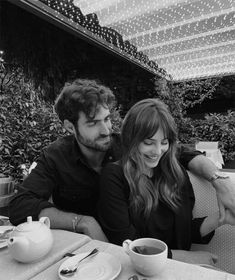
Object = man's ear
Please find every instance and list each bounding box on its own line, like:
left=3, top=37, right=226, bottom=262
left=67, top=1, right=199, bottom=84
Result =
left=63, top=119, right=75, bottom=134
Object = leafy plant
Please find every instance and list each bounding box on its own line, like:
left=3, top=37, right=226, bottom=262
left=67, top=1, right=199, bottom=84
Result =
left=0, top=64, right=67, bottom=183
left=190, top=111, right=235, bottom=162
left=0, top=63, right=123, bottom=183
left=153, top=77, right=235, bottom=163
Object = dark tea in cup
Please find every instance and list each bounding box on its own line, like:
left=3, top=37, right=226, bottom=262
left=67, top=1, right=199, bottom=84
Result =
left=133, top=245, right=163, bottom=255
left=123, top=238, right=168, bottom=276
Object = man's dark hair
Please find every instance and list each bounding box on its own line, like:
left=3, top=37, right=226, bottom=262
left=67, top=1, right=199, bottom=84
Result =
left=54, top=79, right=115, bottom=125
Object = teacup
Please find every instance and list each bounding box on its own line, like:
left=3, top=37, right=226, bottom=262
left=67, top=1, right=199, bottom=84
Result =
left=122, top=238, right=168, bottom=277
left=0, top=177, right=14, bottom=195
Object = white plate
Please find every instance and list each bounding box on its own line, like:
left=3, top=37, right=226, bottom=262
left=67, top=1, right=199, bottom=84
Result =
left=58, top=252, right=121, bottom=280
left=0, top=225, right=14, bottom=249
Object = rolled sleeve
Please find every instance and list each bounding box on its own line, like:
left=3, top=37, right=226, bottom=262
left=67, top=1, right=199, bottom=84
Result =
left=177, top=145, right=203, bottom=170
left=9, top=149, right=57, bottom=225
left=191, top=217, right=215, bottom=244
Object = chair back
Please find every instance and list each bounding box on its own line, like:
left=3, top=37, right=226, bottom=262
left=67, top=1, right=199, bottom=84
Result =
left=189, top=171, right=235, bottom=274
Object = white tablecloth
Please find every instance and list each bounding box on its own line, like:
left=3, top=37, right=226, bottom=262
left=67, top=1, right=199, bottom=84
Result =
left=0, top=230, right=91, bottom=280
left=32, top=239, right=235, bottom=280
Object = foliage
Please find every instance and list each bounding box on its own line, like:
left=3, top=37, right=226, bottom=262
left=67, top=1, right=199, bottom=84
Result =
left=191, top=111, right=235, bottom=162
left=153, top=77, right=235, bottom=163
left=0, top=64, right=123, bottom=183
left=0, top=64, right=67, bottom=183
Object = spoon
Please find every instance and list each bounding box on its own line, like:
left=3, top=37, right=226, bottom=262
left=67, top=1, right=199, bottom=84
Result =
left=60, top=248, right=99, bottom=276
left=0, top=228, right=14, bottom=240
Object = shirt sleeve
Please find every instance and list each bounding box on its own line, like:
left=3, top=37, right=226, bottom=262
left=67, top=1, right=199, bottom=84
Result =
left=177, top=144, right=204, bottom=170
left=191, top=217, right=215, bottom=244
left=9, top=149, right=57, bottom=225
left=98, top=163, right=138, bottom=245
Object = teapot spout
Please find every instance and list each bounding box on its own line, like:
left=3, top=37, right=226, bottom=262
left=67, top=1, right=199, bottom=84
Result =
left=8, top=236, right=29, bottom=261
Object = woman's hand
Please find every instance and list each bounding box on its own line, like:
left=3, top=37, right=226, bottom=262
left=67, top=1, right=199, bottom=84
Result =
left=172, top=250, right=218, bottom=265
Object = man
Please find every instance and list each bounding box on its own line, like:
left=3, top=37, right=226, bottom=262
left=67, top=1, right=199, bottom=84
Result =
left=9, top=79, right=235, bottom=241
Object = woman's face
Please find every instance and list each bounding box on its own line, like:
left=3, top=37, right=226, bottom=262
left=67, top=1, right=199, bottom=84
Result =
left=138, top=127, right=169, bottom=170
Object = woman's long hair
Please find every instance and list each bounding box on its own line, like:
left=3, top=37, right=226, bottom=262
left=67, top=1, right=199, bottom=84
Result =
left=121, top=99, right=185, bottom=219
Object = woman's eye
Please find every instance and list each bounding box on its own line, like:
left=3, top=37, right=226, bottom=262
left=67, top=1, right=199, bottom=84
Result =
left=162, top=140, right=169, bottom=145
left=144, top=140, right=152, bottom=145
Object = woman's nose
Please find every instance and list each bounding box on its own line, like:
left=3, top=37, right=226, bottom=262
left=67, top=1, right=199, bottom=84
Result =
left=154, top=144, right=162, bottom=155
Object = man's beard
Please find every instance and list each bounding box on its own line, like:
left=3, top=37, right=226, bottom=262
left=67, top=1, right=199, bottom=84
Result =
left=75, top=129, right=111, bottom=152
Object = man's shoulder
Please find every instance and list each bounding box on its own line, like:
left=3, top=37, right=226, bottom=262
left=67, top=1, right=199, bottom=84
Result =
left=44, top=135, right=74, bottom=153
left=102, top=161, right=124, bottom=177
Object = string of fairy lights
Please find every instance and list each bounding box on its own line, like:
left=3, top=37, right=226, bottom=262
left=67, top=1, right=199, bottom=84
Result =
left=74, top=0, right=235, bottom=81
left=37, top=0, right=169, bottom=78
left=18, top=0, right=235, bottom=80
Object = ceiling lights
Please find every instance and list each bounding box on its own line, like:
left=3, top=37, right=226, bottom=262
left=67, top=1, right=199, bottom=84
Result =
left=7, top=0, right=235, bottom=81
left=75, top=0, right=235, bottom=81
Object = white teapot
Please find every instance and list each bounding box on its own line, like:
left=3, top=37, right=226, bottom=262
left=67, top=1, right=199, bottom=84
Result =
left=7, top=216, right=53, bottom=263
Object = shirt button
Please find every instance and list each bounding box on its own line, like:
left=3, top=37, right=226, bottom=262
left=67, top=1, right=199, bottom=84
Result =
left=109, top=156, right=113, bottom=160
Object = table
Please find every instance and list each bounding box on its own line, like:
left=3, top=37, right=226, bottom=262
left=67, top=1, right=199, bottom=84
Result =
left=32, top=239, right=235, bottom=280
left=0, top=230, right=91, bottom=280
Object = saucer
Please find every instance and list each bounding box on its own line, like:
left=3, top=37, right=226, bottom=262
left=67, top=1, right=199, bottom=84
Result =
left=58, top=252, right=121, bottom=280
left=0, top=225, right=14, bottom=249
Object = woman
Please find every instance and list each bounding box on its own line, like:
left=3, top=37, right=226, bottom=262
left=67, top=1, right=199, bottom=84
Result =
left=98, top=98, right=235, bottom=265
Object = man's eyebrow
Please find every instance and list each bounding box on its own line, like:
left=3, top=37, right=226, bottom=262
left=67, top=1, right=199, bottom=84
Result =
left=86, top=114, right=111, bottom=123
left=86, top=119, right=97, bottom=123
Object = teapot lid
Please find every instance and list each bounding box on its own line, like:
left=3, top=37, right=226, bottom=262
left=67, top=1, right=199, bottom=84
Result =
left=16, top=216, right=41, bottom=231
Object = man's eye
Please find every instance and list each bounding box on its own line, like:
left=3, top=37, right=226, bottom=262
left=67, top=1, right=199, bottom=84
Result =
left=88, top=121, right=97, bottom=126
left=105, top=116, right=111, bottom=122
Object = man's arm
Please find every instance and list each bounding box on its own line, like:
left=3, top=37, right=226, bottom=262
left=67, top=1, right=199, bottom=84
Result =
left=188, top=154, right=235, bottom=220
left=9, top=148, right=108, bottom=242
left=9, top=150, right=58, bottom=225
left=39, top=207, right=108, bottom=242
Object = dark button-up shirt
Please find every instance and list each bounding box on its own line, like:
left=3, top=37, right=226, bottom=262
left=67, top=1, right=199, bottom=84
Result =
left=9, top=135, right=121, bottom=225
left=9, top=134, right=202, bottom=226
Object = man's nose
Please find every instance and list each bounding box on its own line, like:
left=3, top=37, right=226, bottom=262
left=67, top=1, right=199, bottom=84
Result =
left=100, top=122, right=111, bottom=135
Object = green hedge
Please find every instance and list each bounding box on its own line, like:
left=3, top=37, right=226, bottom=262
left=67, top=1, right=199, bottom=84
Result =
left=0, top=65, right=122, bottom=182
left=190, top=111, right=235, bottom=162
left=1, top=66, right=234, bottom=183
left=154, top=77, right=235, bottom=164
left=0, top=66, right=67, bottom=182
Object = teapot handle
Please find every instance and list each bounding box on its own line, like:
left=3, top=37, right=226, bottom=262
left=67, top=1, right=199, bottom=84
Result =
left=122, top=239, right=132, bottom=255
left=39, top=217, right=50, bottom=228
